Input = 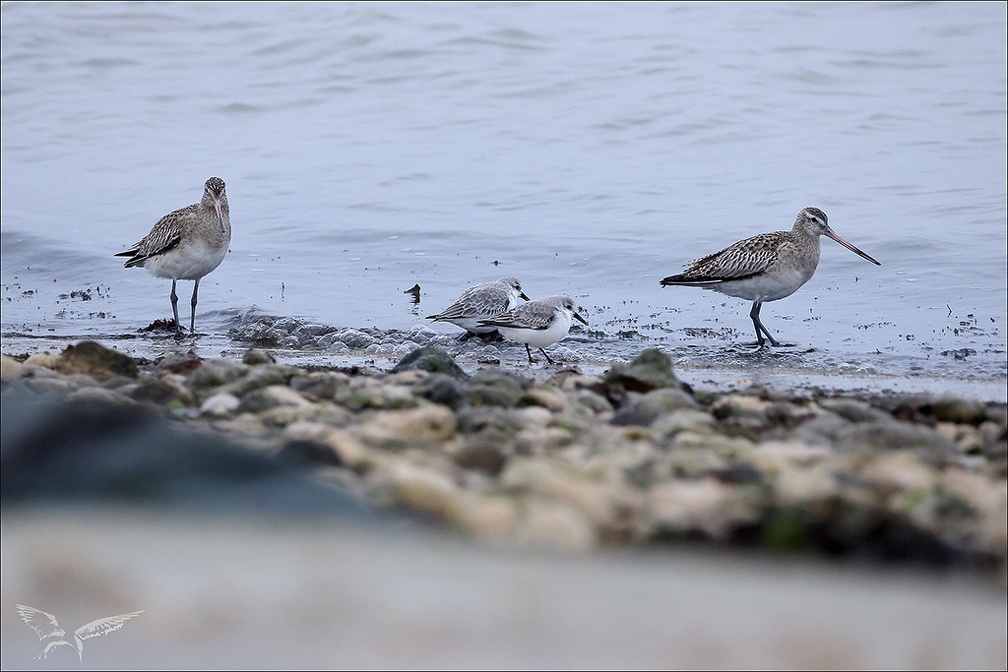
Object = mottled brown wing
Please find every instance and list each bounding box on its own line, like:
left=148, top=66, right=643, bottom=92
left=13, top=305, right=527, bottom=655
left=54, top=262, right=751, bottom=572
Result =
left=115, top=206, right=193, bottom=267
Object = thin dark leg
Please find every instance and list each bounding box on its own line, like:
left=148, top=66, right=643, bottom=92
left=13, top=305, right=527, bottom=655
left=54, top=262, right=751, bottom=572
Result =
left=539, top=348, right=555, bottom=365
left=170, top=279, right=181, bottom=338
left=190, top=278, right=200, bottom=335
left=749, top=301, right=782, bottom=348
left=525, top=343, right=535, bottom=364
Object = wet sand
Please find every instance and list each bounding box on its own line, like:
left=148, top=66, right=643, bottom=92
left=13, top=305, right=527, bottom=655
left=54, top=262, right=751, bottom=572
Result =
left=2, top=331, right=1005, bottom=404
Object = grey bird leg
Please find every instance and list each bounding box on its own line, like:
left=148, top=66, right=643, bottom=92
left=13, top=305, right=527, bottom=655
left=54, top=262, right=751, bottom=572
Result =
left=749, top=301, right=782, bottom=348
left=539, top=348, right=555, bottom=365
left=190, top=278, right=200, bottom=335
left=170, top=279, right=182, bottom=338
left=525, top=344, right=535, bottom=364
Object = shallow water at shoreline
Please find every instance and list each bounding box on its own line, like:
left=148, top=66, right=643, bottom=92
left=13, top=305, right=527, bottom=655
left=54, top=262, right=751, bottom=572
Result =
left=2, top=2, right=1005, bottom=392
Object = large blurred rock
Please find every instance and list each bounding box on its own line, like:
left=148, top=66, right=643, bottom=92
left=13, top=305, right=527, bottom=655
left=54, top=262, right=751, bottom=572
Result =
left=603, top=348, right=682, bottom=396
left=0, top=395, right=371, bottom=520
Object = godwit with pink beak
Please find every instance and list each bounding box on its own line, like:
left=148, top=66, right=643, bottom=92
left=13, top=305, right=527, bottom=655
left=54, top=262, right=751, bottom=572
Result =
left=660, top=207, right=880, bottom=347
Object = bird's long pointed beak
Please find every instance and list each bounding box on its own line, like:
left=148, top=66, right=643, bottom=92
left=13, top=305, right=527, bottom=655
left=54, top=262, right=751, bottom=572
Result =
left=824, top=227, right=880, bottom=266
left=573, top=310, right=588, bottom=326
left=215, top=199, right=226, bottom=234
left=519, top=291, right=531, bottom=301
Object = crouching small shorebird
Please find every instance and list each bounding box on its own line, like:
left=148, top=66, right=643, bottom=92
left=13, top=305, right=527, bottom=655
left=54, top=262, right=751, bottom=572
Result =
left=115, top=176, right=231, bottom=338
left=478, top=294, right=588, bottom=364
left=426, top=276, right=530, bottom=340
left=660, top=207, right=880, bottom=347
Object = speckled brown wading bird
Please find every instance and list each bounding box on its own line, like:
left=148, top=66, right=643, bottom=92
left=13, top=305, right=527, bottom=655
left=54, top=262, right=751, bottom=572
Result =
left=660, top=207, right=880, bottom=347
left=116, top=177, right=231, bottom=338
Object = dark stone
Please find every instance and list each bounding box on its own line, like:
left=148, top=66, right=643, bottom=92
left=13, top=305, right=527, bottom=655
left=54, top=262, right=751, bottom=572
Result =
left=129, top=379, right=191, bottom=406
left=453, top=440, right=509, bottom=476
left=603, top=348, right=680, bottom=396
left=753, top=504, right=1000, bottom=573
left=835, top=421, right=958, bottom=464
left=243, top=348, right=276, bottom=365
left=610, top=402, right=660, bottom=427
left=455, top=406, right=525, bottom=435
left=236, top=388, right=287, bottom=414
left=466, top=370, right=529, bottom=408
left=55, top=341, right=138, bottom=380
left=0, top=394, right=371, bottom=520
left=391, top=346, right=468, bottom=379
left=281, top=439, right=344, bottom=467
left=930, top=395, right=987, bottom=425
left=413, top=374, right=468, bottom=410
left=185, top=360, right=248, bottom=390
left=290, top=372, right=347, bottom=400
left=623, top=459, right=655, bottom=488
left=217, top=365, right=296, bottom=398
left=818, top=398, right=892, bottom=424
left=615, top=388, right=697, bottom=426
left=155, top=352, right=204, bottom=375
left=707, top=463, right=763, bottom=485
left=891, top=394, right=936, bottom=423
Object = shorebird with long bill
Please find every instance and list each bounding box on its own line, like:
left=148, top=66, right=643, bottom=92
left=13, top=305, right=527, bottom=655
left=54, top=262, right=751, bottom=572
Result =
left=660, top=207, right=880, bottom=347
left=116, top=177, right=231, bottom=338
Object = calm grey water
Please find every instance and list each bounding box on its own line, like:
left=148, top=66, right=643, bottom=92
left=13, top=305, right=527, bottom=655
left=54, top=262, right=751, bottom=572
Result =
left=2, top=2, right=1006, bottom=393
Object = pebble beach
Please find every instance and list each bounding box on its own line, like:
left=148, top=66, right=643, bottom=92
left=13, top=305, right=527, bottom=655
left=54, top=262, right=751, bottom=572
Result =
left=4, top=339, right=1004, bottom=575
left=3, top=339, right=1007, bottom=668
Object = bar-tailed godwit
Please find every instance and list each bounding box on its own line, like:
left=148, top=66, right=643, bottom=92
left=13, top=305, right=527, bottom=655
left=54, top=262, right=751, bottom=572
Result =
left=479, top=294, right=588, bottom=364
left=426, top=276, right=530, bottom=339
left=116, top=177, right=231, bottom=338
left=660, top=207, right=880, bottom=347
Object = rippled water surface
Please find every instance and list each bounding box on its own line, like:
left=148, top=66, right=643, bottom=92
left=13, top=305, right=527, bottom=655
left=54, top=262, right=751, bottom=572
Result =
left=2, top=2, right=1005, bottom=396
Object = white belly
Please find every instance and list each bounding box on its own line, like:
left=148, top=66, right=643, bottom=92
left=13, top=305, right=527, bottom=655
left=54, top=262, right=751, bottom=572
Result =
left=499, top=312, right=572, bottom=348
left=446, top=317, right=499, bottom=334
left=144, top=241, right=228, bottom=281
left=707, top=266, right=814, bottom=302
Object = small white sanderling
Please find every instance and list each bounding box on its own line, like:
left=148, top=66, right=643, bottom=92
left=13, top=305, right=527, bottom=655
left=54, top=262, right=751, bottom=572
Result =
left=478, top=294, right=587, bottom=364
left=426, top=276, right=530, bottom=339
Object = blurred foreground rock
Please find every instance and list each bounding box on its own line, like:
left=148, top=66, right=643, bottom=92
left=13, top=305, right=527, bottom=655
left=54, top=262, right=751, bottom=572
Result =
left=2, top=512, right=1006, bottom=670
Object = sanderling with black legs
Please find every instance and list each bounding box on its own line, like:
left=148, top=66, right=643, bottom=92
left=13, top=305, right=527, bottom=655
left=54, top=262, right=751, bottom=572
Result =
left=660, top=207, right=880, bottom=348
left=116, top=177, right=231, bottom=339
left=478, top=294, right=588, bottom=364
